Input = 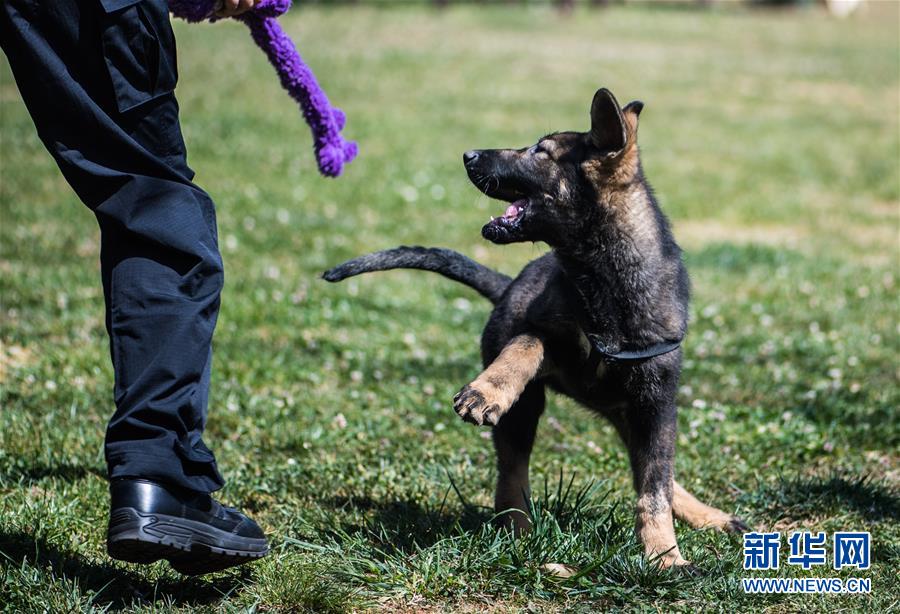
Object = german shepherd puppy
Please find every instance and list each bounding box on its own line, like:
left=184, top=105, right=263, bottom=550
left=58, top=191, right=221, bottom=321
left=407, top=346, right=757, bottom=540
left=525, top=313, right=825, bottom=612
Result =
left=324, top=88, right=748, bottom=568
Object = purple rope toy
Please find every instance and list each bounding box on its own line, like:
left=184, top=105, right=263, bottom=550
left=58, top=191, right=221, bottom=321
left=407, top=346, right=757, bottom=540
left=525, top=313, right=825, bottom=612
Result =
left=168, top=0, right=357, bottom=177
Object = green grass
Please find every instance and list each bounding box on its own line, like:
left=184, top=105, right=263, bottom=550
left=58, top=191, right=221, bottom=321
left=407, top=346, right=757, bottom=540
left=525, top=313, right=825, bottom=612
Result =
left=1, top=3, right=898, bottom=612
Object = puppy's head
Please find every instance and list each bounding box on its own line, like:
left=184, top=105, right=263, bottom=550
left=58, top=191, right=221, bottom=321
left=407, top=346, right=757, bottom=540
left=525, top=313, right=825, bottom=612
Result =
left=464, top=88, right=643, bottom=246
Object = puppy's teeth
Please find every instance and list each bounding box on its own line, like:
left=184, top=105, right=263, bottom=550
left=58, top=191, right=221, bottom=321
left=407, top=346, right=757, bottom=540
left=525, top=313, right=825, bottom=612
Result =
left=490, top=216, right=495, bottom=221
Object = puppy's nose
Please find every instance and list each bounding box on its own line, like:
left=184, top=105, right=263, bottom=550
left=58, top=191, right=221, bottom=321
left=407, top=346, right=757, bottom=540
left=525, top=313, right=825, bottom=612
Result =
left=463, top=150, right=480, bottom=165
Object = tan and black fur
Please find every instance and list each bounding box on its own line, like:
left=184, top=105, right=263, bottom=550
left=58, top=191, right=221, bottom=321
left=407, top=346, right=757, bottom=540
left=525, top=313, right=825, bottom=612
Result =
left=324, top=88, right=748, bottom=569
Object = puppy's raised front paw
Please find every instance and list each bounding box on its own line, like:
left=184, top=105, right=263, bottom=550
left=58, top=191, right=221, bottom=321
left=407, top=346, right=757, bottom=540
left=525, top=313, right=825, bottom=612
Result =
left=453, top=384, right=503, bottom=426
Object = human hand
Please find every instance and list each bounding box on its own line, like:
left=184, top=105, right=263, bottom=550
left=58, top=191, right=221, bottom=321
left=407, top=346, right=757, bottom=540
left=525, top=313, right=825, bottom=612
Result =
left=215, top=0, right=256, bottom=18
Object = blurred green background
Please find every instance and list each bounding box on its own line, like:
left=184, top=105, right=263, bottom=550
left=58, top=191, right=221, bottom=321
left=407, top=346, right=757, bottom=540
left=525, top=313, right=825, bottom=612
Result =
left=1, top=1, right=897, bottom=611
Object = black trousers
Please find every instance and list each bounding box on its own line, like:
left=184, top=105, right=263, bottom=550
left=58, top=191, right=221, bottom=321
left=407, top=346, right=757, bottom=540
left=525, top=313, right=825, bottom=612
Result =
left=2, top=0, right=226, bottom=493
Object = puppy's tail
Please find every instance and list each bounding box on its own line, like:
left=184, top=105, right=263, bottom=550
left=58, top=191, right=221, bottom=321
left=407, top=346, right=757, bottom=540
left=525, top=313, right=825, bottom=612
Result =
left=323, top=246, right=511, bottom=304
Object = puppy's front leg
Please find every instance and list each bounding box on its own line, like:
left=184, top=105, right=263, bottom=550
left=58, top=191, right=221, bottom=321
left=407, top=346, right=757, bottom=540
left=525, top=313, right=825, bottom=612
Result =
left=625, top=399, right=690, bottom=569
left=453, top=334, right=544, bottom=426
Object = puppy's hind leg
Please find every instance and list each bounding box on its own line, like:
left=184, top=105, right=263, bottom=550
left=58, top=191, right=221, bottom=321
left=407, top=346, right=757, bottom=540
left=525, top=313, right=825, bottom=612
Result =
left=492, top=383, right=545, bottom=534
left=673, top=481, right=750, bottom=533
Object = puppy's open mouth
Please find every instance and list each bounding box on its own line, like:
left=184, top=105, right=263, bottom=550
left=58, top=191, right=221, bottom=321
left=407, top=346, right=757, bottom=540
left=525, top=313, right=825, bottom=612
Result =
left=483, top=192, right=530, bottom=243
left=489, top=198, right=528, bottom=229
left=465, top=160, right=537, bottom=244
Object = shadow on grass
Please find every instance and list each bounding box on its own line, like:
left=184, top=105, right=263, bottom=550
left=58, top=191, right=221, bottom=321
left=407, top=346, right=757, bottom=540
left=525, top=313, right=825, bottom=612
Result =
left=328, top=494, right=492, bottom=553
left=0, top=530, right=248, bottom=610
left=745, top=472, right=899, bottom=546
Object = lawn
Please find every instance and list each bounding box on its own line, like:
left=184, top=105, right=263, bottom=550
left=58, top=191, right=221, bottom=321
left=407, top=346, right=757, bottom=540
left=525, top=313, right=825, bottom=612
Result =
left=1, top=2, right=898, bottom=612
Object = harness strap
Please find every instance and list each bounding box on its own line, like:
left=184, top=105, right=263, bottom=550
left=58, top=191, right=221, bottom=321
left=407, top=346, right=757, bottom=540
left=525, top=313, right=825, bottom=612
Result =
left=586, top=334, right=683, bottom=364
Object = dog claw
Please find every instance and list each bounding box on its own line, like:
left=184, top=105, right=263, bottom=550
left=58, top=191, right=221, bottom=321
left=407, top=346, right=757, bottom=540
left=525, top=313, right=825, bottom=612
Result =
left=454, top=385, right=490, bottom=426
left=453, top=384, right=510, bottom=426
left=482, top=405, right=501, bottom=425
left=461, top=413, right=479, bottom=425
left=677, top=562, right=705, bottom=577
left=726, top=516, right=751, bottom=533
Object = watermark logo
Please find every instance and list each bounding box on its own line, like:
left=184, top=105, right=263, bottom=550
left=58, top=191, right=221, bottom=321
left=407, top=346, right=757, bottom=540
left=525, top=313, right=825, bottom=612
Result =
left=743, top=531, right=781, bottom=570
left=787, top=531, right=827, bottom=570
left=742, top=531, right=872, bottom=594
left=742, top=577, right=872, bottom=594
left=833, top=532, right=871, bottom=570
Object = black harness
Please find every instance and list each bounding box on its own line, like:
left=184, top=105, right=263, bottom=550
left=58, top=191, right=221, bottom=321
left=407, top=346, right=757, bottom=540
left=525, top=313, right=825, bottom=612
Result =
left=586, top=333, right=683, bottom=365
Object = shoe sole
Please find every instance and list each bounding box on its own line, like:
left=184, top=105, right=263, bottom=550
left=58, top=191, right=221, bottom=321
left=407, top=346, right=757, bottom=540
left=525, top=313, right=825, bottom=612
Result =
left=107, top=507, right=269, bottom=575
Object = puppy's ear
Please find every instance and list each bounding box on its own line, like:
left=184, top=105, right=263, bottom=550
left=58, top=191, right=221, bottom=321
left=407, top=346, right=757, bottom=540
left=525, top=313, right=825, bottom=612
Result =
left=622, top=100, right=644, bottom=137
left=623, top=100, right=644, bottom=117
left=589, top=88, right=627, bottom=154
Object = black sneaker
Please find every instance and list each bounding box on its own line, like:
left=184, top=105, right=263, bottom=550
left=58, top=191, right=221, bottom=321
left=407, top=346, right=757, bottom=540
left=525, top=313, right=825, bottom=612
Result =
left=107, top=478, right=269, bottom=576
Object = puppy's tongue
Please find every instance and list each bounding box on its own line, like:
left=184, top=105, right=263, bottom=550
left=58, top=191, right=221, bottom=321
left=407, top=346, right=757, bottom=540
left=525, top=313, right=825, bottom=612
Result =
left=504, top=199, right=527, bottom=219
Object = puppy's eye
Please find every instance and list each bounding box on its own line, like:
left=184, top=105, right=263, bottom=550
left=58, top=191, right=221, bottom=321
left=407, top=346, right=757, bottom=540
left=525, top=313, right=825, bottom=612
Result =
left=529, top=145, right=546, bottom=156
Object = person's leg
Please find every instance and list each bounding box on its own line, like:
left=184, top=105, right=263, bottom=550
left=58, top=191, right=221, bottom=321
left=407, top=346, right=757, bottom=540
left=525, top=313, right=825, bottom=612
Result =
left=1, top=0, right=268, bottom=572
left=1, top=0, right=223, bottom=492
